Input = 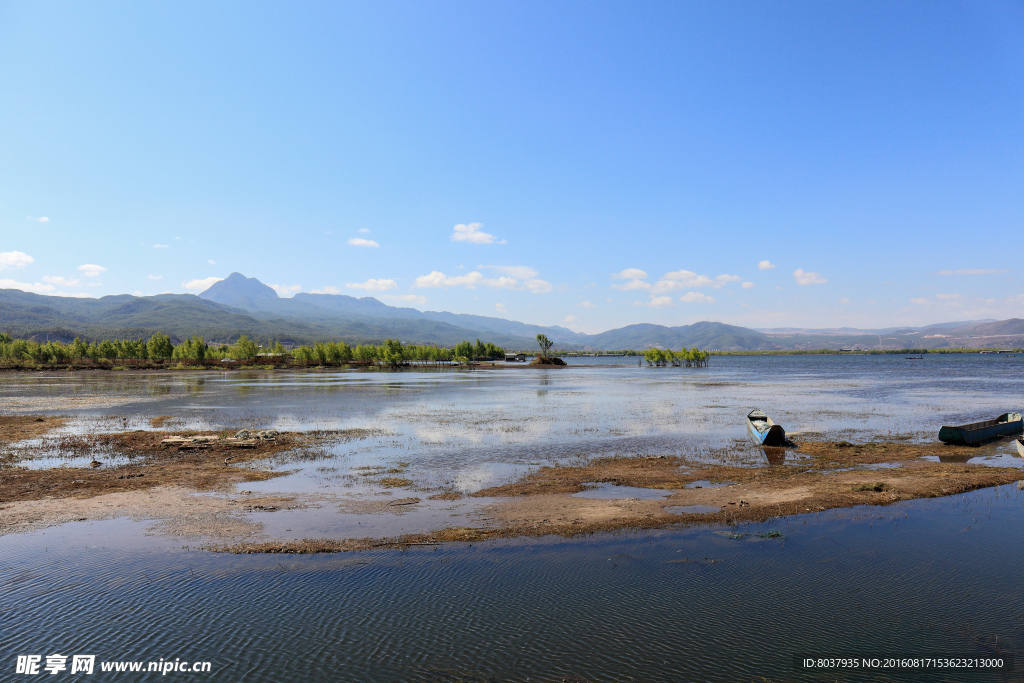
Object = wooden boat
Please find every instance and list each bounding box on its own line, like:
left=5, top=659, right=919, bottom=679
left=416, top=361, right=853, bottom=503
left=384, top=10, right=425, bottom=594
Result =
left=1016, top=436, right=1024, bottom=460
left=937, top=412, right=1023, bottom=445
left=747, top=409, right=786, bottom=447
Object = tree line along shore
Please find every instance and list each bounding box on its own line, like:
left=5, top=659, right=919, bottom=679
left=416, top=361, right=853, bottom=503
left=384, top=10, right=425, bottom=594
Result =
left=9, top=331, right=999, bottom=370
left=0, top=332, right=513, bottom=369
left=0, top=332, right=721, bottom=370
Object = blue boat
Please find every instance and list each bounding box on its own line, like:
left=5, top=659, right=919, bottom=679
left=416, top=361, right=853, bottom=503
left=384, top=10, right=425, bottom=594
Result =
left=747, top=409, right=786, bottom=447
left=937, top=412, right=1023, bottom=445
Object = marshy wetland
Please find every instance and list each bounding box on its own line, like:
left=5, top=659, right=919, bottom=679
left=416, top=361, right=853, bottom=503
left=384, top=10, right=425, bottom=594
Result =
left=3, top=354, right=1024, bottom=681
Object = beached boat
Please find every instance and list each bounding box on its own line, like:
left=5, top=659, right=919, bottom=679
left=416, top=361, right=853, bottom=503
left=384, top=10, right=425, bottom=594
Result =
left=1016, top=436, right=1024, bottom=460
left=747, top=409, right=786, bottom=447
left=937, top=413, right=1023, bottom=445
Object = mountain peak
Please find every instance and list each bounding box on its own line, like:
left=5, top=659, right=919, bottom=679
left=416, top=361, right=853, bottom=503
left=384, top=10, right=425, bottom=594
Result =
left=198, top=273, right=279, bottom=309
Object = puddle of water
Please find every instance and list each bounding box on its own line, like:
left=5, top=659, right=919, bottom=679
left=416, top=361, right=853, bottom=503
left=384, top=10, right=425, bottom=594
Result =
left=572, top=483, right=674, bottom=500
left=684, top=480, right=733, bottom=489
left=921, top=452, right=1024, bottom=468
left=247, top=497, right=502, bottom=540
left=665, top=504, right=721, bottom=514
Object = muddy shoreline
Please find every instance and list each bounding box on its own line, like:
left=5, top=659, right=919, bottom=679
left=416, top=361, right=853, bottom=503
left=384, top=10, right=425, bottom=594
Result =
left=3, top=415, right=1020, bottom=552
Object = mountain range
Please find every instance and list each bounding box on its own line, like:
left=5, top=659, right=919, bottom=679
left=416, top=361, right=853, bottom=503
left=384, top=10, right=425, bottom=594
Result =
left=1, top=272, right=1022, bottom=351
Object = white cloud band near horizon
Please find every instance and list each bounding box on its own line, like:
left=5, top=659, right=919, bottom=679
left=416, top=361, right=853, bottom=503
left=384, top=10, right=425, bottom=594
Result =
left=346, top=278, right=398, bottom=292
left=78, top=264, right=107, bottom=277
left=413, top=269, right=550, bottom=293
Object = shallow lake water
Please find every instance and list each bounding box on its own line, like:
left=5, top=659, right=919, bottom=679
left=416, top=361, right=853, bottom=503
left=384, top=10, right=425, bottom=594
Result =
left=3, top=486, right=1023, bottom=682
left=2, top=354, right=1024, bottom=680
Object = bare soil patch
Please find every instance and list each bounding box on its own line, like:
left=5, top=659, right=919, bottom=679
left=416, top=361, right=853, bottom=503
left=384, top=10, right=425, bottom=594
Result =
left=0, top=415, right=66, bottom=447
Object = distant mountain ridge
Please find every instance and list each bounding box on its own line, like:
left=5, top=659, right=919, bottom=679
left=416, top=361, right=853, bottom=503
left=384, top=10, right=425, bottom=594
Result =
left=2, top=273, right=1024, bottom=351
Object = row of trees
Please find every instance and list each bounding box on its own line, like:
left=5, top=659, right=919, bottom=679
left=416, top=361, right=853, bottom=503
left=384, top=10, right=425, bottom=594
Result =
left=643, top=347, right=710, bottom=367
left=0, top=332, right=505, bottom=368
left=290, top=338, right=505, bottom=368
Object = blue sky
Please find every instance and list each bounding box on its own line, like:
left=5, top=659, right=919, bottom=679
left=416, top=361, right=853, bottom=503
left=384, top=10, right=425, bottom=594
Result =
left=1, top=1, right=1022, bottom=332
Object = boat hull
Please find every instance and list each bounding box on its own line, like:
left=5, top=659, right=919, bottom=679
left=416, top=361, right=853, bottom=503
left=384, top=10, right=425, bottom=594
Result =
left=747, top=411, right=786, bottom=447
left=1016, top=437, right=1024, bottom=460
left=937, top=412, right=1023, bottom=445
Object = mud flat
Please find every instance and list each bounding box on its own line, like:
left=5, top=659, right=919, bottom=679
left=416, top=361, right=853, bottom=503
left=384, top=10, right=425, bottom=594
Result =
left=0, top=421, right=371, bottom=537
left=3, top=413, right=1022, bottom=553
left=215, top=439, right=1024, bottom=553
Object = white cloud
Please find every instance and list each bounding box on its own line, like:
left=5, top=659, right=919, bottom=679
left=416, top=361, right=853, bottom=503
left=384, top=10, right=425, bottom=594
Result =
left=495, top=303, right=508, bottom=314
left=793, top=268, right=827, bottom=285
left=486, top=265, right=538, bottom=279
left=937, top=269, right=1008, bottom=276
left=758, top=260, right=776, bottom=270
left=564, top=314, right=577, bottom=322
left=910, top=297, right=929, bottom=305
left=651, top=270, right=739, bottom=293
left=613, top=268, right=648, bottom=280
left=153, top=244, right=169, bottom=249
left=27, top=216, right=49, bottom=223
left=415, top=271, right=484, bottom=288
left=207, top=259, right=216, bottom=265
left=42, top=275, right=80, bottom=286
left=0, top=278, right=54, bottom=294
left=611, top=279, right=651, bottom=291
left=659, top=269, right=713, bottom=287
left=451, top=222, right=505, bottom=244
left=269, top=283, right=302, bottom=297
left=383, top=294, right=428, bottom=305
left=741, top=282, right=754, bottom=289
left=182, top=276, right=223, bottom=291
left=579, top=300, right=595, bottom=308
left=148, top=274, right=162, bottom=280
left=0, top=251, right=34, bottom=269
left=679, top=292, right=716, bottom=303
left=348, top=238, right=380, bottom=248
left=412, top=270, right=548, bottom=293
left=524, top=278, right=552, bottom=294
left=936, top=293, right=962, bottom=300
left=649, top=296, right=674, bottom=308
left=78, top=264, right=107, bottom=277
left=839, top=297, right=851, bottom=304
left=310, top=285, right=342, bottom=295
left=346, top=278, right=397, bottom=292
left=358, top=228, right=370, bottom=234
